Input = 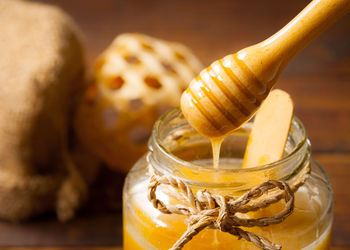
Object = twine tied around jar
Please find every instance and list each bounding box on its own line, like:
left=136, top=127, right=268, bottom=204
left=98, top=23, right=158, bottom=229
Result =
left=147, top=154, right=310, bottom=250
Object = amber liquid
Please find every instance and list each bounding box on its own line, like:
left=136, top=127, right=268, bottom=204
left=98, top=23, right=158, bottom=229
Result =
left=124, top=115, right=332, bottom=249
left=124, top=164, right=332, bottom=250
left=210, top=137, right=224, bottom=169
left=124, top=141, right=332, bottom=249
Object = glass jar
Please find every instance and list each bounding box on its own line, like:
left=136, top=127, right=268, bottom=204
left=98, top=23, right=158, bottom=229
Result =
left=123, top=108, right=333, bottom=250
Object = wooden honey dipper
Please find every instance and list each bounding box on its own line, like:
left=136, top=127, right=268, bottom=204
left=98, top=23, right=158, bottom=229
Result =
left=181, top=0, right=350, bottom=138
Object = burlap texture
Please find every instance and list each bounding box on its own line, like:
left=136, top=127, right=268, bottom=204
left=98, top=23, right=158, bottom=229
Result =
left=0, top=0, right=97, bottom=221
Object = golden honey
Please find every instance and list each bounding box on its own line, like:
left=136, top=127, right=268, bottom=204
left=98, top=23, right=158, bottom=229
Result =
left=123, top=109, right=333, bottom=249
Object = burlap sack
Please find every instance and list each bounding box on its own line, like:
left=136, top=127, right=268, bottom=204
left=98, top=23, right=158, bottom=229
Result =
left=0, top=0, right=98, bottom=221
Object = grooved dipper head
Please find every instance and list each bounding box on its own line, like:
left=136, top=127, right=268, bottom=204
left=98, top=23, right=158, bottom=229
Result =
left=181, top=53, right=270, bottom=138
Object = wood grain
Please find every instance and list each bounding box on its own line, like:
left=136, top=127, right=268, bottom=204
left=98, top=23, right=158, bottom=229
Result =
left=5, top=0, right=350, bottom=248
left=315, top=153, right=350, bottom=248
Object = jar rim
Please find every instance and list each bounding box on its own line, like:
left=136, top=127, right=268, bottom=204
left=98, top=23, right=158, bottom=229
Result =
left=150, top=108, right=308, bottom=174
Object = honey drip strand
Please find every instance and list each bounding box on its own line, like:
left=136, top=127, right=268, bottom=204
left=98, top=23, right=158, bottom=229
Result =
left=147, top=155, right=310, bottom=250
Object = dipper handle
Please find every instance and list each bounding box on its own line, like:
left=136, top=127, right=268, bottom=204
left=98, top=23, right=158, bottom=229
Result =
left=240, top=0, right=350, bottom=86
left=181, top=0, right=350, bottom=138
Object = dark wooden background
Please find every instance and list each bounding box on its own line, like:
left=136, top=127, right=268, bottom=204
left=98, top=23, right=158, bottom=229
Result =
left=2, top=0, right=349, bottom=249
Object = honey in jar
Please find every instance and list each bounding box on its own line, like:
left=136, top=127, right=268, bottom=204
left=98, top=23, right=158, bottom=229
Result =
left=123, top=108, right=333, bottom=249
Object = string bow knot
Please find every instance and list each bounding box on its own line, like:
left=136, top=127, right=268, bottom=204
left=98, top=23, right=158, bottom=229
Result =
left=147, top=150, right=310, bottom=250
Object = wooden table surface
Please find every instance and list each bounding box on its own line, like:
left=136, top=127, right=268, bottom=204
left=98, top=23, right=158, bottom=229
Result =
left=3, top=0, right=350, bottom=249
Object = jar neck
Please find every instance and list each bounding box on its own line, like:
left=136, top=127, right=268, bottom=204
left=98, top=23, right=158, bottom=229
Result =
left=148, top=108, right=310, bottom=191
